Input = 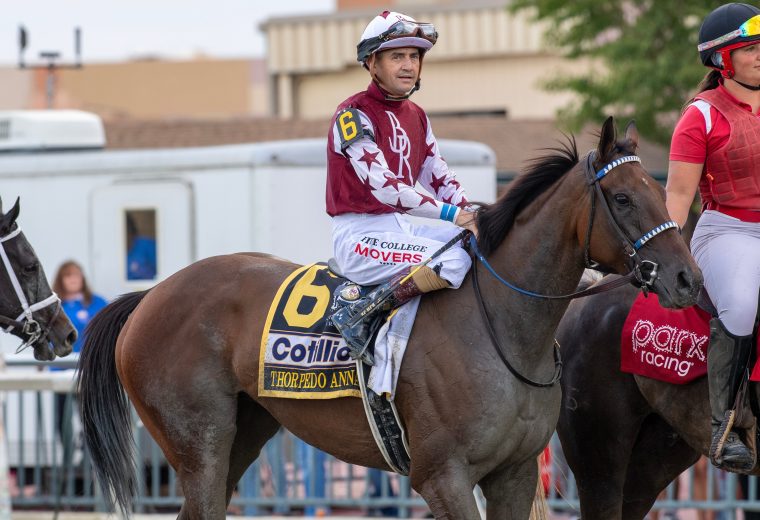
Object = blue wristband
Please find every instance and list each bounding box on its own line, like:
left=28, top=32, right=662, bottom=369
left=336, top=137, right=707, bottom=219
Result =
left=440, top=203, right=457, bottom=222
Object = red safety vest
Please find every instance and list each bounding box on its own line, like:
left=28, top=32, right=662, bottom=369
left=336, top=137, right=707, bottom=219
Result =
left=695, top=88, right=760, bottom=212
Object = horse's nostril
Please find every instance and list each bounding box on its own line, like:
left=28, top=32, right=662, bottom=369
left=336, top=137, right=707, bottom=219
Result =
left=66, top=330, right=78, bottom=346
left=676, top=269, right=702, bottom=301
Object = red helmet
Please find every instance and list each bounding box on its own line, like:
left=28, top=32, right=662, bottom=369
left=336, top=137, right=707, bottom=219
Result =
left=357, top=11, right=437, bottom=68
left=698, top=3, right=760, bottom=78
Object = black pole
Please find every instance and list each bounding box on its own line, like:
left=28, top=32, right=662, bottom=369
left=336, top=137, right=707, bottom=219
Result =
left=18, top=25, right=28, bottom=68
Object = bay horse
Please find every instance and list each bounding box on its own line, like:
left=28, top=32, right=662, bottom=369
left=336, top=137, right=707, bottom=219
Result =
left=0, top=197, right=76, bottom=360
left=555, top=281, right=729, bottom=520
left=77, top=117, right=701, bottom=519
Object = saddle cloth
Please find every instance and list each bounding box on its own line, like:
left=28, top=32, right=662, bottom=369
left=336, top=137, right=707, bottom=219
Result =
left=621, top=293, right=760, bottom=384
left=258, top=262, right=417, bottom=399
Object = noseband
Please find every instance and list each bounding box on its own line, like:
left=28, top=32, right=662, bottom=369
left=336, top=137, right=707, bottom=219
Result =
left=0, top=226, right=61, bottom=351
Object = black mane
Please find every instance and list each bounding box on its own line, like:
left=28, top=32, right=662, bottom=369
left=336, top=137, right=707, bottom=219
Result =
left=476, top=136, right=579, bottom=256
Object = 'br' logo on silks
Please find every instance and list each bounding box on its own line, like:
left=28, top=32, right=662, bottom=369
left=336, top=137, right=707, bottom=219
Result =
left=386, top=111, right=411, bottom=180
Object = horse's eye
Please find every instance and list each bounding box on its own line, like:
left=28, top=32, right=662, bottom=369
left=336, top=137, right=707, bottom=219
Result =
left=614, top=194, right=630, bottom=206
left=23, top=263, right=38, bottom=274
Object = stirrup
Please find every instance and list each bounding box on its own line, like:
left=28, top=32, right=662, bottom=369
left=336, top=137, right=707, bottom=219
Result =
left=331, top=305, right=375, bottom=366
left=710, top=411, right=754, bottom=472
left=348, top=336, right=375, bottom=366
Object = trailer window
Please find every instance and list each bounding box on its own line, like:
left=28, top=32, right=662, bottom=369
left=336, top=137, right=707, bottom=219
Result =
left=125, top=210, right=157, bottom=280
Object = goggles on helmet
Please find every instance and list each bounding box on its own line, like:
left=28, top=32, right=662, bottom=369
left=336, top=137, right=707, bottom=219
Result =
left=698, top=14, right=760, bottom=51
left=378, top=20, right=438, bottom=44
left=357, top=20, right=438, bottom=63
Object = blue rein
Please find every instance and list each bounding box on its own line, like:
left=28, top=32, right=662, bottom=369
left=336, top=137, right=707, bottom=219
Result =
left=471, top=154, right=679, bottom=299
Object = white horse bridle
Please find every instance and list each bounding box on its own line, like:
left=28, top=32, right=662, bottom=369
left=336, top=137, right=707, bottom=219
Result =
left=0, top=226, right=60, bottom=350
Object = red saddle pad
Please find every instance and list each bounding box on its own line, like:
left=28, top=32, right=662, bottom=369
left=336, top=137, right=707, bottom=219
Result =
left=621, top=293, right=711, bottom=384
left=621, top=293, right=760, bottom=383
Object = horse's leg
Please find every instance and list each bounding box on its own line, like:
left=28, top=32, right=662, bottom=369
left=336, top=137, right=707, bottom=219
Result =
left=412, top=461, right=481, bottom=520
left=224, top=393, right=281, bottom=505
left=559, top=374, right=649, bottom=520
left=128, top=367, right=238, bottom=520
left=171, top=390, right=238, bottom=520
left=479, top=458, right=538, bottom=519
left=621, top=414, right=700, bottom=520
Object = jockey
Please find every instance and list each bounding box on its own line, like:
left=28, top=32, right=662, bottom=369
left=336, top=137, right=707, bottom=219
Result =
left=666, top=3, right=760, bottom=472
left=326, top=10, right=477, bottom=364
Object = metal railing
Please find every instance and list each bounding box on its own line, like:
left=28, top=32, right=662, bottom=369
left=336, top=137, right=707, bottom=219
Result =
left=1, top=364, right=760, bottom=518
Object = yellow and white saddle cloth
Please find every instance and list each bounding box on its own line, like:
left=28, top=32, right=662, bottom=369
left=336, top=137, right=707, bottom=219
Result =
left=258, top=263, right=419, bottom=400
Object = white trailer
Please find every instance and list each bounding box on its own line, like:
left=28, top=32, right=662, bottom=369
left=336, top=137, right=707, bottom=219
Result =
left=0, top=110, right=497, bottom=343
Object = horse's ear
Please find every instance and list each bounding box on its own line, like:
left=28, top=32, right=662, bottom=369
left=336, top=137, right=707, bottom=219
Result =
left=597, top=116, right=617, bottom=162
left=624, top=120, right=640, bottom=151
left=7, top=198, right=20, bottom=227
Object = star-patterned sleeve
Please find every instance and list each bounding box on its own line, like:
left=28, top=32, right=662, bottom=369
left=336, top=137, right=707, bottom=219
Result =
left=331, top=110, right=458, bottom=221
left=417, top=117, right=470, bottom=209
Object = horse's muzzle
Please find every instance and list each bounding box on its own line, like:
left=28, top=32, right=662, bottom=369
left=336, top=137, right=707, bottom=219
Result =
left=655, top=265, right=703, bottom=309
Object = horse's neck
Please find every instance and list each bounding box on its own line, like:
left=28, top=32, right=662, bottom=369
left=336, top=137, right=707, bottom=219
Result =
left=477, top=176, right=587, bottom=350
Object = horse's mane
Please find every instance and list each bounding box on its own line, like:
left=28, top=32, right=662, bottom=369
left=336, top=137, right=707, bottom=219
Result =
left=476, top=135, right=580, bottom=256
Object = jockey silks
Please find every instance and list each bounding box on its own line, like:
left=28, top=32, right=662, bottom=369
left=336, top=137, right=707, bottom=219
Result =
left=695, top=87, right=760, bottom=211
left=326, top=81, right=468, bottom=220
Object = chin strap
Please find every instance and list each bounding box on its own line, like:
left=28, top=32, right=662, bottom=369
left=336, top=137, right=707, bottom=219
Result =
left=733, top=78, right=760, bottom=91
left=371, top=77, right=421, bottom=100
left=722, top=69, right=760, bottom=91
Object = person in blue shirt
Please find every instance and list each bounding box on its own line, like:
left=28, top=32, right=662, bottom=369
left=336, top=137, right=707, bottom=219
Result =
left=52, top=260, right=108, bottom=353
left=51, top=261, right=108, bottom=441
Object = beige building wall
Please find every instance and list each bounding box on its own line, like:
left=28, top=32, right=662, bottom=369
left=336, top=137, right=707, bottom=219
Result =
left=263, top=0, right=594, bottom=120
left=53, top=59, right=262, bottom=120
left=0, top=69, right=33, bottom=110
left=296, top=54, right=590, bottom=120
left=249, top=59, right=271, bottom=116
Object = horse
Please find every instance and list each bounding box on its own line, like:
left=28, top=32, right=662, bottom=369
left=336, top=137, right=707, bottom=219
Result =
left=76, top=117, right=702, bottom=519
left=0, top=197, right=76, bottom=360
left=555, top=228, right=748, bottom=520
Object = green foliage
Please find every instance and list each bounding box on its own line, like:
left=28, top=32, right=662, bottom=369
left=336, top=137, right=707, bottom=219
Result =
left=510, top=0, right=719, bottom=144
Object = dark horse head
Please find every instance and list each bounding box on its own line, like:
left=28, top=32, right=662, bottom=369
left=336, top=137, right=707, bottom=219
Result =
left=477, top=116, right=702, bottom=308
left=0, top=198, right=77, bottom=360
left=584, top=118, right=702, bottom=307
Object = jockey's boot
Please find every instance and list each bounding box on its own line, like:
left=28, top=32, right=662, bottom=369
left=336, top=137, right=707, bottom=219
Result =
left=331, top=266, right=448, bottom=366
left=708, top=317, right=756, bottom=472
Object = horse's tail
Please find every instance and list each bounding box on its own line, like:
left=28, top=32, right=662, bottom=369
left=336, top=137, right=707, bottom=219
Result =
left=76, top=290, right=149, bottom=517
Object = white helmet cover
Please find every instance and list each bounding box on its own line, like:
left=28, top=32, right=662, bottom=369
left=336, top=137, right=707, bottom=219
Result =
left=357, top=11, right=436, bottom=66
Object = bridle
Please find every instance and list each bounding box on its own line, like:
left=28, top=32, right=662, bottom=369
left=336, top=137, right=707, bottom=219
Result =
left=469, top=150, right=679, bottom=387
left=0, top=226, right=61, bottom=352
left=580, top=151, right=679, bottom=292
left=471, top=150, right=679, bottom=300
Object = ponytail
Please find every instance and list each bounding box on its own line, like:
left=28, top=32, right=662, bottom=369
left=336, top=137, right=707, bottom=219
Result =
left=695, top=69, right=722, bottom=95
left=681, top=70, right=722, bottom=114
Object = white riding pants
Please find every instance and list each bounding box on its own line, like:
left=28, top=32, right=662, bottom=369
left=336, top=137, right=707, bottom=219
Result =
left=691, top=210, right=760, bottom=336
left=331, top=213, right=471, bottom=287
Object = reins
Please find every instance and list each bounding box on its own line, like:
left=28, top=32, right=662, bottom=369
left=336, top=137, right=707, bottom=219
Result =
left=469, top=150, right=679, bottom=387
left=470, top=151, right=679, bottom=301
left=471, top=259, right=562, bottom=388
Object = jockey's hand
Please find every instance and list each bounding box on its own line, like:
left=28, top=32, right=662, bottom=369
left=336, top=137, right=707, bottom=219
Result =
left=455, top=210, right=478, bottom=238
